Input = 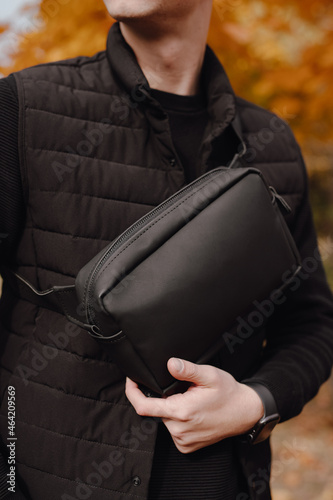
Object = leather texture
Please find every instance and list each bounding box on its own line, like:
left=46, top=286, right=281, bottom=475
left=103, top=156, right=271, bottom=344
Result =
left=76, top=167, right=301, bottom=394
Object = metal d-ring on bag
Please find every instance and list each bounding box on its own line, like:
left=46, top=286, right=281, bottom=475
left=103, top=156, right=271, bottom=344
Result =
left=5, top=162, right=301, bottom=396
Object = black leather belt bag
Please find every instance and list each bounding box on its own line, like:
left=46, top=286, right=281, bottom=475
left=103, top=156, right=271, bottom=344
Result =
left=6, top=166, right=301, bottom=395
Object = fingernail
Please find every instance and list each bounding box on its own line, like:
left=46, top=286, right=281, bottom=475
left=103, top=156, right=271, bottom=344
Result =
left=172, top=358, right=184, bottom=372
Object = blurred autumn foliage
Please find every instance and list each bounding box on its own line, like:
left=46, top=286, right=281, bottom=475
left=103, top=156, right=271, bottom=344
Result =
left=0, top=0, right=332, bottom=244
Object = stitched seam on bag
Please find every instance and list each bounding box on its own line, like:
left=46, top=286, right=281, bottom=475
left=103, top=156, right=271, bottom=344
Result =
left=86, top=171, right=229, bottom=310
left=27, top=107, right=144, bottom=130
left=94, top=172, right=228, bottom=300
left=0, top=416, right=153, bottom=455
left=15, top=462, right=146, bottom=498
left=0, top=366, right=130, bottom=408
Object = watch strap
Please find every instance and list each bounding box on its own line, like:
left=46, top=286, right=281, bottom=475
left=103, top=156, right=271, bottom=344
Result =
left=241, top=382, right=280, bottom=445
left=244, top=382, right=278, bottom=417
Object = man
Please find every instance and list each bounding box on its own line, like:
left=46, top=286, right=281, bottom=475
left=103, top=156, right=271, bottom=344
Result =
left=0, top=1, right=332, bottom=499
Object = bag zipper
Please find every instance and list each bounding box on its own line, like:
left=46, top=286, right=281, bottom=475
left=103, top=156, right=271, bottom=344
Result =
left=92, top=151, right=241, bottom=269
left=85, top=161, right=239, bottom=324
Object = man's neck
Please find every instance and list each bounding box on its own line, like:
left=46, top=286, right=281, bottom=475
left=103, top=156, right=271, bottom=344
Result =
left=119, top=5, right=212, bottom=96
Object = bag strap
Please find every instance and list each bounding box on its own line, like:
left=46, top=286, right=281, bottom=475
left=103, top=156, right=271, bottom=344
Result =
left=2, top=269, right=94, bottom=333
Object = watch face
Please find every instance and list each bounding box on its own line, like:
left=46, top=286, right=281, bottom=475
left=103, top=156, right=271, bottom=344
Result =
left=247, top=413, right=280, bottom=444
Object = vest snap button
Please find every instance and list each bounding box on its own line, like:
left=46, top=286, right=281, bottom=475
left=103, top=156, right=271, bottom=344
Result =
left=169, top=158, right=176, bottom=167
left=132, top=475, right=141, bottom=487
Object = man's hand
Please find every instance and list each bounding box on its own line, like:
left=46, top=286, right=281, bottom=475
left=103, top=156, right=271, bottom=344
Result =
left=125, top=358, right=264, bottom=454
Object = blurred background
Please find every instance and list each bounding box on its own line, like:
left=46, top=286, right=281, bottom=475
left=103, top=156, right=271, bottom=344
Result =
left=0, top=0, right=332, bottom=498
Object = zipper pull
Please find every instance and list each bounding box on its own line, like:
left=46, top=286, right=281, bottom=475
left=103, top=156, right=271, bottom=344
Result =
left=269, top=186, right=292, bottom=214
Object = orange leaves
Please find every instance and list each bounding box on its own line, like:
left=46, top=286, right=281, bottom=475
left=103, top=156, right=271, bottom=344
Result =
left=209, top=0, right=333, bottom=170
left=0, top=0, right=113, bottom=75
left=0, top=0, right=332, bottom=170
left=0, top=24, right=9, bottom=35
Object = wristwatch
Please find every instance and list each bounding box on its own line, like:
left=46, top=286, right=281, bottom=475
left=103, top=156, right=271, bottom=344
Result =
left=241, top=382, right=280, bottom=445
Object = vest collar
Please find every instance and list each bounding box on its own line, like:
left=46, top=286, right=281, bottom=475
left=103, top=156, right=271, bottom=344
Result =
left=106, top=23, right=244, bottom=174
left=106, top=22, right=236, bottom=129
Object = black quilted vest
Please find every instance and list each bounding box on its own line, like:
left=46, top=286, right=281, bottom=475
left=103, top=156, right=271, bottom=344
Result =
left=0, top=23, right=305, bottom=500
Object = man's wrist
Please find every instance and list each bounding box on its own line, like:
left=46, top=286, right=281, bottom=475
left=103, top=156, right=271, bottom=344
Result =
left=240, top=382, right=280, bottom=444
left=233, top=382, right=265, bottom=437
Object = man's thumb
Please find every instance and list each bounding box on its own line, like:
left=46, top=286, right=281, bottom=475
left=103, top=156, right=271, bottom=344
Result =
left=167, top=357, right=207, bottom=385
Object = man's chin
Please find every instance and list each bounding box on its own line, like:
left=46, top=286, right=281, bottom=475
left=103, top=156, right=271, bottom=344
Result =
left=108, top=12, right=152, bottom=25
left=104, top=2, right=153, bottom=21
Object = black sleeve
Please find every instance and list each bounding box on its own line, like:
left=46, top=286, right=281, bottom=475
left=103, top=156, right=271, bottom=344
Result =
left=243, top=145, right=333, bottom=422
left=0, top=75, right=25, bottom=263
left=0, top=77, right=29, bottom=498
